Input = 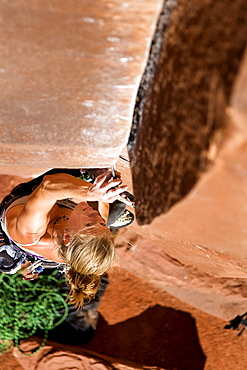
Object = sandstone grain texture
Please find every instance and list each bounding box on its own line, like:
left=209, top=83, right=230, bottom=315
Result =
left=0, top=0, right=246, bottom=369
left=128, top=0, right=247, bottom=225
left=0, top=0, right=162, bottom=173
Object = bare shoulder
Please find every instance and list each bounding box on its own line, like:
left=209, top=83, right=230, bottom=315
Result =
left=5, top=203, right=25, bottom=222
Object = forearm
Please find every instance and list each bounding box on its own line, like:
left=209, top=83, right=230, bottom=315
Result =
left=21, top=173, right=92, bottom=223
left=29, top=171, right=127, bottom=214
left=41, top=173, right=91, bottom=202
left=42, top=175, right=111, bottom=221
left=6, top=171, right=126, bottom=244
left=10, top=174, right=92, bottom=241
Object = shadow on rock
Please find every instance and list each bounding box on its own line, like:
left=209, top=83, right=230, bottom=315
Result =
left=84, top=304, right=206, bottom=370
left=128, top=0, right=247, bottom=225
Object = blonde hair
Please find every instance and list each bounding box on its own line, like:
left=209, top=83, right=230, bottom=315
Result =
left=57, top=229, right=115, bottom=309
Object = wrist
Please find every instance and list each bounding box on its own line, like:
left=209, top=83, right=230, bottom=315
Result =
left=84, top=184, right=97, bottom=202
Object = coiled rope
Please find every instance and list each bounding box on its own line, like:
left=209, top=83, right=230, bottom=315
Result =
left=0, top=271, right=69, bottom=355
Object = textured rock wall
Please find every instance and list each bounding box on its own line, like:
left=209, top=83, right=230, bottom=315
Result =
left=4, top=268, right=247, bottom=370
left=0, top=1, right=247, bottom=369
left=0, top=0, right=162, bottom=175
left=128, top=0, right=247, bottom=225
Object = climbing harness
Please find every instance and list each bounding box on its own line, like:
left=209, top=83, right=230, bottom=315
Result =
left=24, top=260, right=69, bottom=281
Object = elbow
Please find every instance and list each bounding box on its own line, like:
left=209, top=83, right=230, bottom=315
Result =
left=41, top=175, right=54, bottom=193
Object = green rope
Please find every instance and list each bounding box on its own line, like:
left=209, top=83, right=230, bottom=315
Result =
left=0, top=271, right=69, bottom=356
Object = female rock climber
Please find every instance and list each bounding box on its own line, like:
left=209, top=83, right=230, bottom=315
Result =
left=0, top=168, right=132, bottom=309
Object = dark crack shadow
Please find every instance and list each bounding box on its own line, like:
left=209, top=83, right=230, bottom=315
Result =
left=128, top=0, right=247, bottom=225
left=83, top=305, right=206, bottom=370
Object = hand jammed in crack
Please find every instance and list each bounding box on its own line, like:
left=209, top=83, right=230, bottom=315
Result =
left=86, top=170, right=127, bottom=202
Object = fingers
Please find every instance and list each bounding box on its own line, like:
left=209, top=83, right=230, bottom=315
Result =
left=104, top=178, right=122, bottom=191
left=96, top=185, right=128, bottom=203
left=95, top=170, right=122, bottom=190
left=94, top=171, right=112, bottom=185
left=105, top=185, right=128, bottom=202
left=85, top=170, right=126, bottom=202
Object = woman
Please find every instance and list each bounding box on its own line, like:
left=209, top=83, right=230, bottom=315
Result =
left=0, top=169, right=128, bottom=308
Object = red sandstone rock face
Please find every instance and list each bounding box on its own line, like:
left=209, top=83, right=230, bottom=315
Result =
left=0, top=0, right=162, bottom=174
left=0, top=146, right=247, bottom=369
left=0, top=0, right=247, bottom=369
left=1, top=51, right=247, bottom=366
left=3, top=269, right=247, bottom=370
left=128, top=0, right=247, bottom=226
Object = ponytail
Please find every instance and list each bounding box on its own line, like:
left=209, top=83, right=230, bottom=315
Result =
left=65, top=268, right=101, bottom=309
left=57, top=229, right=115, bottom=308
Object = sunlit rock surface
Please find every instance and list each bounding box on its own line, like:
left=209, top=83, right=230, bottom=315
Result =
left=5, top=269, right=247, bottom=370
left=0, top=0, right=247, bottom=369
left=0, top=0, right=162, bottom=175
